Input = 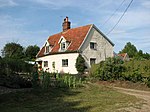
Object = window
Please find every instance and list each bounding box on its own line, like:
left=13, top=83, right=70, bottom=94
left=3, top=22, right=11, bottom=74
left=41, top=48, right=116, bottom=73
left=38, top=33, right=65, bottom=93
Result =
left=45, top=46, right=50, bottom=53
left=44, top=61, right=48, bottom=67
left=90, top=58, right=96, bottom=65
left=62, top=59, right=68, bottom=67
left=61, top=42, right=66, bottom=50
left=90, top=42, right=97, bottom=50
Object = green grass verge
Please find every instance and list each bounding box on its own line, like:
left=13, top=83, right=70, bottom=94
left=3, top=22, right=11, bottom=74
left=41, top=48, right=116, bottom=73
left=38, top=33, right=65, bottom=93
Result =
left=0, top=83, right=141, bottom=112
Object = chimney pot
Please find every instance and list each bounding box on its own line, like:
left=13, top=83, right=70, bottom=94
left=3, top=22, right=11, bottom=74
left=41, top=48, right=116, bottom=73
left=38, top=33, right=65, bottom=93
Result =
left=66, top=16, right=68, bottom=22
left=62, top=16, right=71, bottom=32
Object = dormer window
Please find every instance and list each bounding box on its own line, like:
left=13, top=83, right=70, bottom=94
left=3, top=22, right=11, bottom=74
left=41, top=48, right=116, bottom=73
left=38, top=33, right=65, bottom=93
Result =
left=45, top=46, right=50, bottom=53
left=61, top=42, right=66, bottom=50
left=44, top=41, right=53, bottom=54
left=58, top=36, right=70, bottom=52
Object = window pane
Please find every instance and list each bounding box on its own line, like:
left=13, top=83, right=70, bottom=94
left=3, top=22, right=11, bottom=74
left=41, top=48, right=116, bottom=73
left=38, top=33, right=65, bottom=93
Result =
left=90, top=42, right=96, bottom=49
left=90, top=43, right=94, bottom=49
left=61, top=42, right=65, bottom=50
left=46, top=46, right=49, bottom=53
left=44, top=61, right=48, bottom=67
left=90, top=58, right=96, bottom=65
left=62, top=59, right=68, bottom=67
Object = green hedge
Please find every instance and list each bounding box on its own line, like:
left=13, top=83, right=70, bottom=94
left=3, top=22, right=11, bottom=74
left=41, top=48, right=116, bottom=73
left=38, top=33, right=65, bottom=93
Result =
left=89, top=58, right=150, bottom=87
left=0, top=58, right=33, bottom=75
left=123, top=60, right=150, bottom=77
left=0, top=58, right=33, bottom=88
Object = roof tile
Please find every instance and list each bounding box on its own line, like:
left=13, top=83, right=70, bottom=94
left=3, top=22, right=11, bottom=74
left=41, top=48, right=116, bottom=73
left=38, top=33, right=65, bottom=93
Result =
left=37, top=24, right=91, bottom=57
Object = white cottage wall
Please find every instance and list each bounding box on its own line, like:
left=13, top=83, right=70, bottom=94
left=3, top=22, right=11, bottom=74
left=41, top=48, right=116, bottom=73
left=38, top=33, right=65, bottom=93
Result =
left=38, top=53, right=79, bottom=74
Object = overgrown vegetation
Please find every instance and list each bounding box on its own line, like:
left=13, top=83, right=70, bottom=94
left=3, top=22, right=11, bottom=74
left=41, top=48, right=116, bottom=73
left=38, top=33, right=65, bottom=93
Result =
left=0, top=58, right=33, bottom=88
left=90, top=58, right=125, bottom=81
left=34, top=70, right=85, bottom=90
left=0, top=42, right=40, bottom=88
left=90, top=57, right=150, bottom=87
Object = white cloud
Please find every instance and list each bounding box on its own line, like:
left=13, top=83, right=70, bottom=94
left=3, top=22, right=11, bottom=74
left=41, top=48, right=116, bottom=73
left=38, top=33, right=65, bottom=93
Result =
left=0, top=0, right=17, bottom=7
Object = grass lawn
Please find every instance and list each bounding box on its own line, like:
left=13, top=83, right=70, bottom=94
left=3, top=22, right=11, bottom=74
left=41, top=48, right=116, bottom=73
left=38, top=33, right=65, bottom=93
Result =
left=0, top=83, right=141, bottom=112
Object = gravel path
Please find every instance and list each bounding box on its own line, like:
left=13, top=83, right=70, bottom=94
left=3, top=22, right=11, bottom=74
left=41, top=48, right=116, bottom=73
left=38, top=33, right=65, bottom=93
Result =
left=114, top=87, right=150, bottom=112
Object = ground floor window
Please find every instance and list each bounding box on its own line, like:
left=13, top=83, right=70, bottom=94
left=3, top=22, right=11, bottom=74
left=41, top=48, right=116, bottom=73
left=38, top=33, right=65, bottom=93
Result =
left=90, top=58, right=96, bottom=65
left=44, top=61, right=48, bottom=67
left=62, top=59, right=68, bottom=67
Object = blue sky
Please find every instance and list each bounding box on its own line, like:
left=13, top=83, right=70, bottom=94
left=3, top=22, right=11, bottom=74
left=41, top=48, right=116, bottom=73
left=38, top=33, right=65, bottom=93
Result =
left=0, top=0, right=150, bottom=55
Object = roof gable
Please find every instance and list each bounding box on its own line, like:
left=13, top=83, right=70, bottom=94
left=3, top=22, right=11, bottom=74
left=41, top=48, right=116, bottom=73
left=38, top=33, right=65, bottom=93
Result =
left=37, top=24, right=92, bottom=57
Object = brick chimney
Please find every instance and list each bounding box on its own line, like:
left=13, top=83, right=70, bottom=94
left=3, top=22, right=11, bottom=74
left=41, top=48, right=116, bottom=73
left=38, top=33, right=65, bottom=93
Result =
left=62, top=16, right=71, bottom=32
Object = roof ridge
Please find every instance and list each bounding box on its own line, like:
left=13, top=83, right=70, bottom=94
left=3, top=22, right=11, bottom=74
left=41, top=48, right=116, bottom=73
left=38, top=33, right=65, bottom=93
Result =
left=48, top=24, right=93, bottom=38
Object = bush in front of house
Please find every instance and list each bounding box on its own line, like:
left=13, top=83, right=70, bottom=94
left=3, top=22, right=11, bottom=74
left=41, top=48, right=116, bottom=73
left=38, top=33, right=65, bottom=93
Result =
left=90, top=57, right=125, bottom=81
left=75, top=54, right=86, bottom=74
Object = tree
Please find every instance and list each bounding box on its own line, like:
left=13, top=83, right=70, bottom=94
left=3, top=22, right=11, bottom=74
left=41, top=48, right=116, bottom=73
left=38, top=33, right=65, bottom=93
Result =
left=25, top=45, right=40, bottom=60
left=75, top=54, right=86, bottom=74
left=120, top=42, right=138, bottom=58
left=2, top=42, right=24, bottom=59
left=143, top=53, right=150, bottom=60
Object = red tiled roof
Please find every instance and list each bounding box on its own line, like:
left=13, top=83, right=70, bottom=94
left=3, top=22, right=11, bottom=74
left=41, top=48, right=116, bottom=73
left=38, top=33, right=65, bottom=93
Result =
left=37, top=24, right=92, bottom=57
left=118, top=53, right=127, bottom=58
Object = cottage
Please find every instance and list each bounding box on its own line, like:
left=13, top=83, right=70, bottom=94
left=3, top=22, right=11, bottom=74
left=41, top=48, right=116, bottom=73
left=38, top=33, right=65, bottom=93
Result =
left=118, top=53, right=130, bottom=61
left=36, top=17, right=114, bottom=74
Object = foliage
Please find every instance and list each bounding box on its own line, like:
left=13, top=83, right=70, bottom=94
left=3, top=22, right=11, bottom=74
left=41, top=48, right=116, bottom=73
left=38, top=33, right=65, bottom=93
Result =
left=0, top=73, right=32, bottom=88
left=90, top=57, right=125, bottom=81
left=123, top=60, right=150, bottom=77
left=2, top=42, right=24, bottom=59
left=0, top=58, right=33, bottom=88
left=37, top=71, right=84, bottom=89
left=75, top=54, right=86, bottom=74
left=0, top=58, right=33, bottom=75
left=54, top=73, right=84, bottom=88
left=147, top=76, right=150, bottom=87
left=32, top=65, right=40, bottom=88
left=119, top=42, right=150, bottom=60
left=41, top=72, right=51, bottom=90
left=1, top=42, right=40, bottom=60
left=142, top=53, right=150, bottom=60
left=25, top=45, right=40, bottom=60
left=119, top=42, right=138, bottom=58
left=90, top=58, right=150, bottom=87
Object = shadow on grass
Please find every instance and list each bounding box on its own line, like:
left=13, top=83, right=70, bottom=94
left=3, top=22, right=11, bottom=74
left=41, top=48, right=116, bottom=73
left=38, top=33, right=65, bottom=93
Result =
left=0, top=87, right=92, bottom=112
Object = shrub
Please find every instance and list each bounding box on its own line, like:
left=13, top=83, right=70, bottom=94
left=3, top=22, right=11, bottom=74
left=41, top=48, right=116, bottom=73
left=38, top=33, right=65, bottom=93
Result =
left=147, top=77, right=150, bottom=87
left=0, top=58, right=33, bottom=88
left=32, top=66, right=39, bottom=88
left=75, top=54, right=86, bottom=74
left=0, top=58, right=34, bottom=75
left=41, top=72, right=51, bottom=90
left=90, top=57, right=125, bottom=81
